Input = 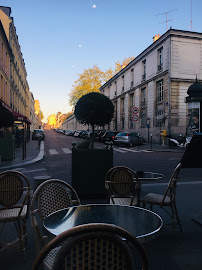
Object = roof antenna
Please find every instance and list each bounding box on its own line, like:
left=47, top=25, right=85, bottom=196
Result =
left=188, top=0, right=194, bottom=31
left=155, top=9, right=178, bottom=31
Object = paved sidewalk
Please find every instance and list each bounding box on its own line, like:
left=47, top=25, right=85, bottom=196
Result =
left=0, top=139, right=44, bottom=170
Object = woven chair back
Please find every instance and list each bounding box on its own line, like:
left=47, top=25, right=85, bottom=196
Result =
left=53, top=232, right=134, bottom=270
left=0, top=171, right=29, bottom=206
left=38, top=182, right=73, bottom=220
left=32, top=224, right=150, bottom=270
left=109, top=167, right=135, bottom=196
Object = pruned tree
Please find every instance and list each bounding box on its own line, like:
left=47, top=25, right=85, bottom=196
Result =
left=74, top=92, right=114, bottom=148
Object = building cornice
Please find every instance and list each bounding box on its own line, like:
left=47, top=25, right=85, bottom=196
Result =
left=100, top=29, right=202, bottom=91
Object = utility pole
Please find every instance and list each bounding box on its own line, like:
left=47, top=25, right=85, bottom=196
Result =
left=156, top=9, right=178, bottom=31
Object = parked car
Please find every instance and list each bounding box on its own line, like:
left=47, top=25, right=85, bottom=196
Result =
left=114, top=132, right=145, bottom=147
left=74, top=130, right=83, bottom=137
left=65, top=130, right=74, bottom=136
left=32, top=129, right=45, bottom=141
left=101, top=131, right=120, bottom=143
left=81, top=131, right=90, bottom=138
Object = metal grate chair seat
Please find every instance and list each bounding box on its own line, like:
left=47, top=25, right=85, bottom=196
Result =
left=142, top=193, right=170, bottom=205
left=141, top=163, right=182, bottom=231
left=110, top=197, right=138, bottom=206
left=0, top=205, right=27, bottom=221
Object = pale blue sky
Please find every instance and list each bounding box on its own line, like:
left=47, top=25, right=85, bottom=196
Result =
left=1, top=0, right=202, bottom=122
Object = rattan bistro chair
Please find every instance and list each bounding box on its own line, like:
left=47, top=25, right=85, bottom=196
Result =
left=141, top=163, right=182, bottom=231
left=30, top=179, right=80, bottom=256
left=105, top=166, right=139, bottom=206
left=32, top=223, right=150, bottom=270
left=0, top=170, right=30, bottom=253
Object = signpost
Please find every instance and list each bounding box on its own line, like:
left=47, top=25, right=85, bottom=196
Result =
left=131, top=107, right=139, bottom=122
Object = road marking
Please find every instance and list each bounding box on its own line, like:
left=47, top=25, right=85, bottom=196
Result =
left=20, top=168, right=47, bottom=173
left=113, top=148, right=127, bottom=153
left=119, top=148, right=139, bottom=152
left=49, top=149, right=59, bottom=155
left=117, top=148, right=154, bottom=153
left=62, top=148, right=72, bottom=154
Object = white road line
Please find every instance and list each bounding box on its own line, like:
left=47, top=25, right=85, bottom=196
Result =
left=21, top=168, right=47, bottom=173
left=114, top=148, right=154, bottom=153
left=62, top=148, right=72, bottom=154
left=113, top=148, right=127, bottom=153
left=119, top=148, right=143, bottom=153
left=49, top=149, right=59, bottom=155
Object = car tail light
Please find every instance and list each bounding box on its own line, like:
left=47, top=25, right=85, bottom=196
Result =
left=112, top=136, right=115, bottom=140
left=127, top=133, right=129, bottom=136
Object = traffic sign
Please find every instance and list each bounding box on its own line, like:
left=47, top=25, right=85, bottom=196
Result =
left=132, top=114, right=139, bottom=121
left=131, top=107, right=139, bottom=114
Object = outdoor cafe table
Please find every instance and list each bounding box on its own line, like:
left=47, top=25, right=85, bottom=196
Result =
left=44, top=204, right=163, bottom=243
left=135, top=171, right=164, bottom=206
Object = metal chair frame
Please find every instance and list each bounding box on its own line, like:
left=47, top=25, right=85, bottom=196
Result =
left=105, top=166, right=139, bottom=206
left=32, top=223, right=150, bottom=270
left=30, top=179, right=80, bottom=254
left=0, top=170, right=30, bottom=253
left=141, top=163, right=182, bottom=231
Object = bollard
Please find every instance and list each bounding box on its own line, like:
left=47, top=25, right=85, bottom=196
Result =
left=150, top=134, right=152, bottom=150
left=38, top=137, right=42, bottom=149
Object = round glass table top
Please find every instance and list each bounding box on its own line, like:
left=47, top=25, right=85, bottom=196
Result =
left=44, top=204, right=163, bottom=243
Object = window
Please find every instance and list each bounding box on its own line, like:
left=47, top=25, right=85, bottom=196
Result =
left=121, top=98, right=125, bottom=129
left=158, top=47, right=163, bottom=71
left=157, top=110, right=164, bottom=127
left=141, top=111, right=147, bottom=128
left=142, top=60, right=146, bottom=81
left=114, top=81, right=117, bottom=96
left=122, top=76, right=124, bottom=91
left=131, top=68, right=134, bottom=86
left=129, top=93, right=134, bottom=128
left=141, top=88, right=146, bottom=107
left=157, top=80, right=163, bottom=102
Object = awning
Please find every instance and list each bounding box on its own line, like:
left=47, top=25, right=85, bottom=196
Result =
left=0, top=99, right=32, bottom=124
left=12, top=111, right=32, bottom=124
left=0, top=99, right=13, bottom=112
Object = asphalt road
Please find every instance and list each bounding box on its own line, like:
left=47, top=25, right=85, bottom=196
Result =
left=42, top=129, right=201, bottom=184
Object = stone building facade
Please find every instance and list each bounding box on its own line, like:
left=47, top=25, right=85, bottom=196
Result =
left=100, top=29, right=202, bottom=143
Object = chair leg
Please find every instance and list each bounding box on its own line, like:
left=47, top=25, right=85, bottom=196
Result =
left=173, top=203, right=182, bottom=232
left=142, top=202, right=146, bottom=208
left=17, top=220, right=25, bottom=251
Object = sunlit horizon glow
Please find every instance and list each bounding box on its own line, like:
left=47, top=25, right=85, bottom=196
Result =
left=1, top=0, right=202, bottom=122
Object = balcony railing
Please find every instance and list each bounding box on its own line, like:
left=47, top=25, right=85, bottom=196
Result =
left=158, top=63, right=163, bottom=71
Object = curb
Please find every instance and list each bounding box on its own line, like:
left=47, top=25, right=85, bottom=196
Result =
left=0, top=141, right=45, bottom=170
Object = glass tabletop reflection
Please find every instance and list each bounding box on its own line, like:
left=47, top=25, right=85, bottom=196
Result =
left=44, top=204, right=163, bottom=243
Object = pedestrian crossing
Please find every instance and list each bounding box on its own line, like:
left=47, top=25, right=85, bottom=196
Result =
left=47, top=147, right=154, bottom=155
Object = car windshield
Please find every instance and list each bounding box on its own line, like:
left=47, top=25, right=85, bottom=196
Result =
left=35, top=130, right=44, bottom=133
left=116, top=133, right=128, bottom=136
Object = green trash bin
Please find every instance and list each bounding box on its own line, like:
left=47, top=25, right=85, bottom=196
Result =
left=0, top=137, right=15, bottom=160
